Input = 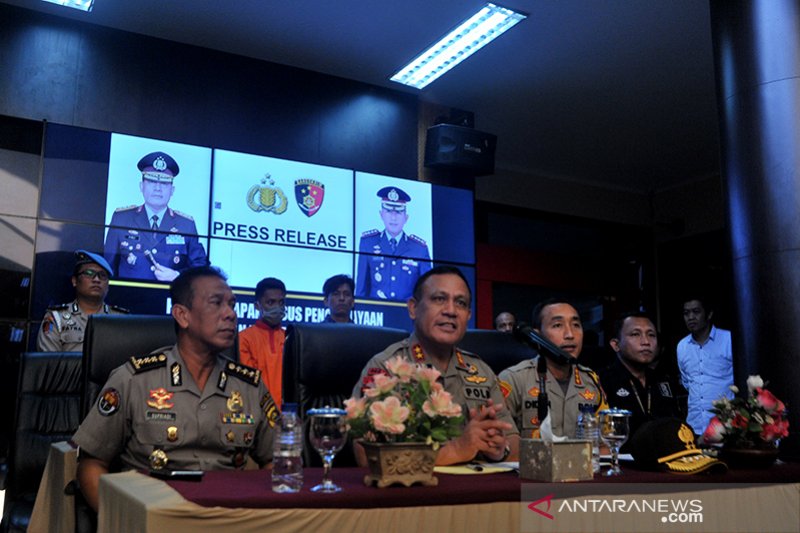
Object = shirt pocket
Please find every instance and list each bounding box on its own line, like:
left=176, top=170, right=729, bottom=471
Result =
left=219, top=419, right=257, bottom=449
left=133, top=416, right=185, bottom=451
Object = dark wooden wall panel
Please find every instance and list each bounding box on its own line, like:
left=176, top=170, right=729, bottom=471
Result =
left=0, top=4, right=418, bottom=178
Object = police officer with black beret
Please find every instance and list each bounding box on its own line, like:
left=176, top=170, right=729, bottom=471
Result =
left=104, top=151, right=207, bottom=282
left=36, top=249, right=129, bottom=352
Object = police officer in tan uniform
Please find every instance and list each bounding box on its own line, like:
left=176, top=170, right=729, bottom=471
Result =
left=499, top=299, right=607, bottom=439
left=74, top=266, right=278, bottom=511
left=353, top=266, right=518, bottom=465
left=36, top=250, right=128, bottom=352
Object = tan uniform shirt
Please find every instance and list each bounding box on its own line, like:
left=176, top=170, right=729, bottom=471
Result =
left=73, top=345, right=278, bottom=472
left=498, top=356, right=607, bottom=439
left=36, top=300, right=128, bottom=352
left=353, top=335, right=519, bottom=435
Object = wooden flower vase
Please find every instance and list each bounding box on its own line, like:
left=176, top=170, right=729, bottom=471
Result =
left=362, top=442, right=439, bottom=488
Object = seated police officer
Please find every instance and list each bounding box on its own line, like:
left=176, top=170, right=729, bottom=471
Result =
left=498, top=299, right=607, bottom=439
left=353, top=266, right=519, bottom=465
left=36, top=249, right=128, bottom=352
left=73, top=266, right=278, bottom=511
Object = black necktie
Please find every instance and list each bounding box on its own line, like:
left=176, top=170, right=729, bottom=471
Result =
left=390, top=238, right=397, bottom=253
left=151, top=215, right=159, bottom=237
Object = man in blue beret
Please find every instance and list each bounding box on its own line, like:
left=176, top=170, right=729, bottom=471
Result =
left=356, top=186, right=432, bottom=301
left=104, top=151, right=207, bottom=282
left=37, top=250, right=129, bottom=352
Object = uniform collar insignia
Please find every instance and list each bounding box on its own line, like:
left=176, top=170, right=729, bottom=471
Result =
left=171, top=362, right=182, bottom=387
left=218, top=371, right=228, bottom=391
left=616, top=387, right=630, bottom=397
left=412, top=344, right=425, bottom=361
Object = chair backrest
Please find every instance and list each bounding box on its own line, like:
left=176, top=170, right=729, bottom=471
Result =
left=3, top=351, right=82, bottom=531
left=81, top=314, right=176, bottom=417
left=282, top=323, right=409, bottom=466
left=458, top=329, right=534, bottom=376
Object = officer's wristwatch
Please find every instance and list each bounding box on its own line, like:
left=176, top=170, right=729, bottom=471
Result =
left=487, top=444, right=511, bottom=463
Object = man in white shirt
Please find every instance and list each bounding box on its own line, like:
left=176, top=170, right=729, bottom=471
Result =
left=677, top=297, right=733, bottom=435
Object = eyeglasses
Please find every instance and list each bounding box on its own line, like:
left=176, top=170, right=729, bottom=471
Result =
left=77, top=269, right=109, bottom=281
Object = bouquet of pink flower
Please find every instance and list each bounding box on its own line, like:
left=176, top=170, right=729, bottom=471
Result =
left=344, top=356, right=464, bottom=447
left=703, top=375, right=789, bottom=448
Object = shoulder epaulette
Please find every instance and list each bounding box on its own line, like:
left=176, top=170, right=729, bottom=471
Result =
left=225, top=361, right=261, bottom=387
left=129, top=352, right=168, bottom=373
left=110, top=304, right=131, bottom=314
left=408, top=233, right=428, bottom=246
left=114, top=205, right=138, bottom=213
left=47, top=303, right=70, bottom=311
left=361, top=229, right=380, bottom=237
left=172, top=209, right=195, bottom=221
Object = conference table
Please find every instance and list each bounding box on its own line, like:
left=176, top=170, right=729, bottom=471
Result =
left=30, top=443, right=800, bottom=533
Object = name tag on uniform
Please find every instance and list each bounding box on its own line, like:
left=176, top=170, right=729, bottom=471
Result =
left=166, top=234, right=186, bottom=245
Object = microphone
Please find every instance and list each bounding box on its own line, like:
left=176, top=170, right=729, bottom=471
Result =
left=512, top=323, right=577, bottom=367
left=536, top=354, right=548, bottom=424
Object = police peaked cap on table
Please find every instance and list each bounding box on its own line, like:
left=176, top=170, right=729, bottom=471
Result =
left=629, top=417, right=727, bottom=475
left=138, top=151, right=180, bottom=183
left=74, top=249, right=114, bottom=278
left=377, top=186, right=411, bottom=212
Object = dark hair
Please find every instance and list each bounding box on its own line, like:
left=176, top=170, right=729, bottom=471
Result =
left=412, top=265, right=471, bottom=301
left=681, top=295, right=714, bottom=315
left=530, top=298, right=576, bottom=330
left=170, top=266, right=227, bottom=309
left=322, top=274, right=354, bottom=298
left=255, top=277, right=286, bottom=300
left=612, top=311, right=656, bottom=339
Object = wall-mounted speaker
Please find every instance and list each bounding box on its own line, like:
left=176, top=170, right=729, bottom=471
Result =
left=424, top=124, right=497, bottom=176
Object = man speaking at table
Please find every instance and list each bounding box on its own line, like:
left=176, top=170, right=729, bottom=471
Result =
left=353, top=266, right=519, bottom=464
left=73, top=266, right=278, bottom=511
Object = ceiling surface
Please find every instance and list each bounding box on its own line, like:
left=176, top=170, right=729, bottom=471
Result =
left=2, top=0, right=722, bottom=193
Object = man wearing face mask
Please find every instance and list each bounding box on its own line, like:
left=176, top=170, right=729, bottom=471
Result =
left=239, top=277, right=287, bottom=404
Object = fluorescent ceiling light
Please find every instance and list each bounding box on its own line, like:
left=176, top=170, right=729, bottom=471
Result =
left=41, top=0, right=94, bottom=12
left=390, top=3, right=526, bottom=90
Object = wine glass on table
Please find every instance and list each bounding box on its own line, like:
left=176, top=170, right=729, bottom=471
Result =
left=308, top=406, right=349, bottom=493
left=599, top=408, right=631, bottom=476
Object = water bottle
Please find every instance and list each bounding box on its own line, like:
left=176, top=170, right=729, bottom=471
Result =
left=272, top=403, right=304, bottom=493
left=576, top=405, right=600, bottom=474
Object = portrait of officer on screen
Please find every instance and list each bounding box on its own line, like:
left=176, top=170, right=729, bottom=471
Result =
left=104, top=146, right=208, bottom=282
left=356, top=185, right=432, bottom=301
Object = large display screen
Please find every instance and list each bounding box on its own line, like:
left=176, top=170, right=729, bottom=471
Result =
left=33, top=125, right=476, bottom=332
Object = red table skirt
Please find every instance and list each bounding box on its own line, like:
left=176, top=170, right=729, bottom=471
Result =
left=165, top=462, right=800, bottom=510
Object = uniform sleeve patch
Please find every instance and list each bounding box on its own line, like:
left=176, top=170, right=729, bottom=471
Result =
left=42, top=315, right=54, bottom=334
left=499, top=380, right=512, bottom=398
left=226, top=362, right=261, bottom=387
left=260, top=393, right=279, bottom=428
left=129, top=353, right=168, bottom=373
left=98, top=388, right=120, bottom=416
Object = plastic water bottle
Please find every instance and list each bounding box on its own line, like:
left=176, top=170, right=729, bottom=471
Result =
left=272, top=403, right=304, bottom=493
left=576, top=405, right=601, bottom=474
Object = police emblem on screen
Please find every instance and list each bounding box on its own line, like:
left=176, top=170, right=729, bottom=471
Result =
left=247, top=174, right=288, bottom=214
left=294, top=179, right=325, bottom=217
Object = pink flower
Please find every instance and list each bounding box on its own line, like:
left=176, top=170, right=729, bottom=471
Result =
left=760, top=417, right=789, bottom=442
left=422, top=389, right=462, bottom=418
left=415, top=365, right=441, bottom=386
left=731, top=413, right=749, bottom=429
left=369, top=396, right=409, bottom=434
left=755, top=388, right=786, bottom=414
left=702, top=416, right=726, bottom=443
left=364, top=373, right=399, bottom=398
left=385, top=355, right=416, bottom=382
left=344, top=396, right=367, bottom=419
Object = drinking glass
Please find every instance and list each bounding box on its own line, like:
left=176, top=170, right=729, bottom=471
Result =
left=308, top=406, right=348, bottom=493
left=599, top=408, right=631, bottom=476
